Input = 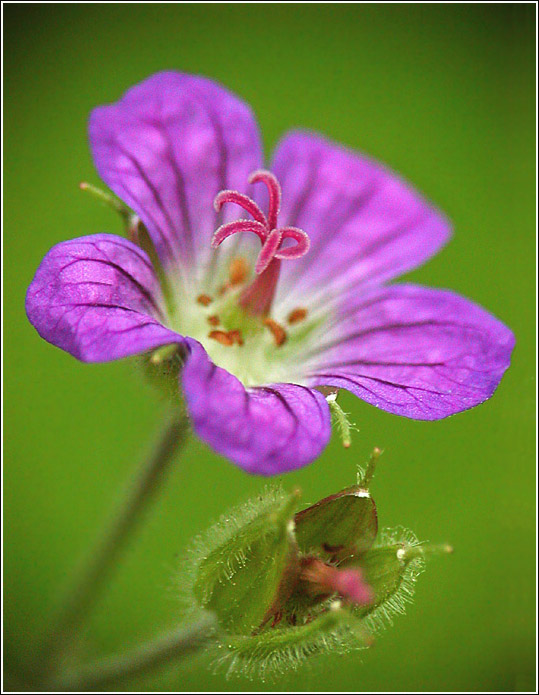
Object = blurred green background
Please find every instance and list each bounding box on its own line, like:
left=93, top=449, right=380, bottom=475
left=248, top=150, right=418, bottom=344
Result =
left=4, top=3, right=536, bottom=692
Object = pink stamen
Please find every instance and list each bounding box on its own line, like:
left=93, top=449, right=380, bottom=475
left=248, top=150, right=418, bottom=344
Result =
left=300, top=557, right=373, bottom=606
left=211, top=219, right=268, bottom=248
left=331, top=569, right=373, bottom=605
left=211, top=170, right=311, bottom=315
left=248, top=169, right=281, bottom=231
left=239, top=258, right=280, bottom=316
left=274, top=226, right=311, bottom=260
left=255, top=228, right=283, bottom=275
left=212, top=171, right=310, bottom=275
left=213, top=190, right=267, bottom=227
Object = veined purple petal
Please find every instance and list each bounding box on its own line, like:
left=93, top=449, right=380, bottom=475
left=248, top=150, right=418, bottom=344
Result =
left=304, top=284, right=514, bottom=420
left=270, top=131, right=451, bottom=308
left=181, top=339, right=331, bottom=475
left=25, top=234, right=183, bottom=362
left=89, top=71, right=263, bottom=273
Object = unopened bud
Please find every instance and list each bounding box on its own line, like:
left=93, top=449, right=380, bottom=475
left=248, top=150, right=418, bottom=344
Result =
left=179, top=467, right=451, bottom=679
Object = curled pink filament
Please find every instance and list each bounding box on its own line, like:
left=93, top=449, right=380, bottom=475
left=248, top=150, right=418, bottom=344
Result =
left=211, top=170, right=310, bottom=275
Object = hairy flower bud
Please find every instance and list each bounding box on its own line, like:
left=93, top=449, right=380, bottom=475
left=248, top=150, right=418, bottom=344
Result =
left=179, top=451, right=451, bottom=679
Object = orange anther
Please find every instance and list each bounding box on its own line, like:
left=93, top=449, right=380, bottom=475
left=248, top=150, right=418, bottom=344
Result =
left=197, top=294, right=213, bottom=306
left=287, top=307, right=308, bottom=324
left=228, top=329, right=244, bottom=346
left=208, top=330, right=234, bottom=346
left=207, top=315, right=220, bottom=327
left=229, top=257, right=249, bottom=286
left=263, top=318, right=287, bottom=347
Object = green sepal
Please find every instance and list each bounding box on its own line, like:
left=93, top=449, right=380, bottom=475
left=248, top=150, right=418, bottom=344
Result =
left=294, top=485, right=378, bottom=562
left=193, top=490, right=300, bottom=635
left=79, top=181, right=131, bottom=224
left=327, top=394, right=355, bottom=448
left=138, top=345, right=185, bottom=405
left=221, top=604, right=371, bottom=680
left=349, top=529, right=428, bottom=630
left=355, top=545, right=416, bottom=615
left=181, top=481, right=451, bottom=680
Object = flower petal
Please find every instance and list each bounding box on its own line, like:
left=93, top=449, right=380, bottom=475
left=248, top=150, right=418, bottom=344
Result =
left=303, top=284, right=514, bottom=420
left=270, top=131, right=451, bottom=310
left=181, top=340, right=331, bottom=475
left=89, top=71, right=263, bottom=277
left=26, top=234, right=183, bottom=362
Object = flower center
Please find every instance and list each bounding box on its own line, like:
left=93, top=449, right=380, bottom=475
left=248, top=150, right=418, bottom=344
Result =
left=166, top=171, right=325, bottom=387
left=211, top=170, right=311, bottom=316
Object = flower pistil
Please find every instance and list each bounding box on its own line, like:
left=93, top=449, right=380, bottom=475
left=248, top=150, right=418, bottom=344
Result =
left=298, top=556, right=373, bottom=605
left=211, top=170, right=311, bottom=317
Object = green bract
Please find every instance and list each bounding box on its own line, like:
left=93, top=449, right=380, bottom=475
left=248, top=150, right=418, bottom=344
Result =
left=295, top=484, right=377, bottom=559
left=180, top=452, right=450, bottom=679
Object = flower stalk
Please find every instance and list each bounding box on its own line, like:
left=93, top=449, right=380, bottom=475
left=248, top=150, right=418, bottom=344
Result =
left=37, top=411, right=190, bottom=681
left=54, top=612, right=216, bottom=691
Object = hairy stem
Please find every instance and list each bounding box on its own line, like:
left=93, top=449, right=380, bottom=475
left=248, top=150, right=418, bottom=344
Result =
left=55, top=612, right=216, bottom=691
left=37, top=412, right=190, bottom=680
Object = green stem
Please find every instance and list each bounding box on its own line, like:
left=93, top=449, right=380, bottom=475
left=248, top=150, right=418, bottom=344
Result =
left=37, top=412, right=190, bottom=680
left=55, top=613, right=216, bottom=691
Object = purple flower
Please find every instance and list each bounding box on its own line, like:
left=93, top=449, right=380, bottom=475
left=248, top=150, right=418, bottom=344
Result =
left=26, top=71, right=514, bottom=475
